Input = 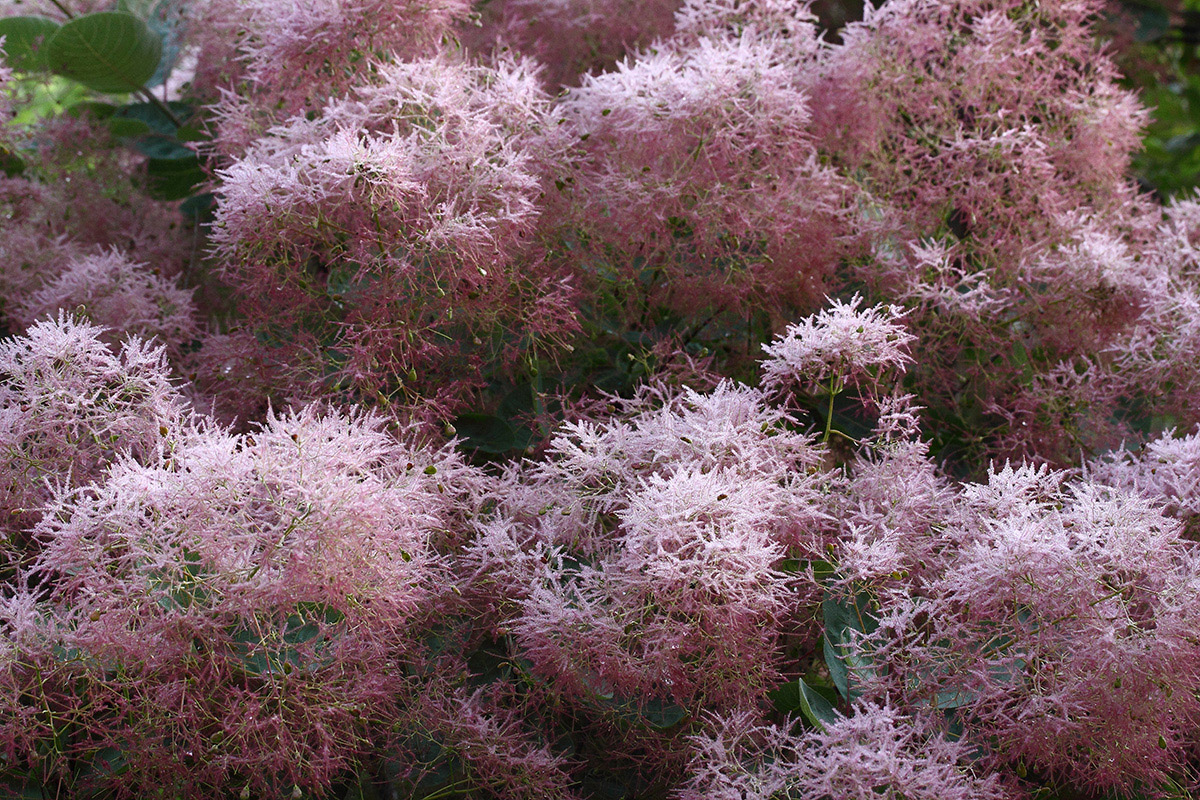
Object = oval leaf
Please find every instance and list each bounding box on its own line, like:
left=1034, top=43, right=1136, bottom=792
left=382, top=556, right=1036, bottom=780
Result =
left=45, top=12, right=161, bottom=93
left=0, top=15, right=60, bottom=71
left=797, top=677, right=840, bottom=731
left=112, top=100, right=190, bottom=134
left=146, top=153, right=203, bottom=200
left=452, top=412, right=516, bottom=454
left=822, top=588, right=880, bottom=701
left=106, top=116, right=152, bottom=137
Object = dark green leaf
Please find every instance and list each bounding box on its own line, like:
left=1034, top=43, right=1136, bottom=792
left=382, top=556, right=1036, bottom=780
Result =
left=636, top=697, right=689, bottom=730
left=1130, top=2, right=1171, bottom=40
left=822, top=588, right=880, bottom=701
left=67, top=100, right=118, bottom=119
left=77, top=746, right=129, bottom=781
left=452, top=412, right=516, bottom=454
left=135, top=134, right=194, bottom=159
left=45, top=12, right=162, bottom=93
left=0, top=15, right=60, bottom=71
left=0, top=145, right=26, bottom=177
left=797, top=677, right=840, bottom=731
left=175, top=123, right=207, bottom=142
left=112, top=100, right=191, bottom=134
left=179, top=191, right=215, bottom=220
left=106, top=116, right=153, bottom=136
left=0, top=773, right=43, bottom=800
left=146, top=153, right=203, bottom=200
left=229, top=604, right=343, bottom=676
left=1164, top=131, right=1200, bottom=155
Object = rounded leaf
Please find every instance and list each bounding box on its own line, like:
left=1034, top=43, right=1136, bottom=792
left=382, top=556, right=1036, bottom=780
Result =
left=452, top=412, right=516, bottom=454
left=44, top=12, right=161, bottom=93
left=0, top=15, right=60, bottom=71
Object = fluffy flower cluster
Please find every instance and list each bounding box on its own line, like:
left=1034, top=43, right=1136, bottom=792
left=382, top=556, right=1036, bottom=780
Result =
left=760, top=294, right=916, bottom=394
left=861, top=464, right=1200, bottom=792
left=464, top=0, right=681, bottom=88
left=13, top=249, right=199, bottom=359
left=191, top=0, right=470, bottom=122
left=0, top=315, right=189, bottom=543
left=5, top=401, right=485, bottom=796
left=467, top=382, right=832, bottom=713
left=561, top=21, right=846, bottom=326
left=11, top=0, right=1200, bottom=795
left=209, top=55, right=576, bottom=417
left=682, top=703, right=1007, bottom=800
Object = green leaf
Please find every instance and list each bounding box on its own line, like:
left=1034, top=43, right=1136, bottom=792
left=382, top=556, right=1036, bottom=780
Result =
left=146, top=153, right=204, bottom=200
left=636, top=697, right=689, bottom=730
left=452, top=412, right=516, bottom=454
left=106, top=116, right=153, bottom=136
left=0, top=15, right=60, bottom=71
left=0, top=773, right=43, bottom=800
left=175, top=123, right=207, bottom=142
left=229, top=604, right=344, bottom=677
left=1130, top=1, right=1171, bottom=40
left=600, top=693, right=690, bottom=731
left=111, top=101, right=190, bottom=134
left=44, top=12, right=162, bottom=93
left=66, top=100, right=118, bottom=119
left=797, top=677, right=840, bottom=731
left=135, top=134, right=194, bottom=159
left=77, top=746, right=129, bottom=782
left=179, top=192, right=215, bottom=221
left=822, top=588, right=880, bottom=701
left=0, top=145, right=26, bottom=177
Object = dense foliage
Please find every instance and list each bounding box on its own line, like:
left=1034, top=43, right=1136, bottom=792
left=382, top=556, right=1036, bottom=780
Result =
left=3, top=0, right=1200, bottom=797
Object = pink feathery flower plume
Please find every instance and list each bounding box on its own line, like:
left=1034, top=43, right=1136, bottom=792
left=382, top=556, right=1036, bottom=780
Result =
left=760, top=294, right=916, bottom=395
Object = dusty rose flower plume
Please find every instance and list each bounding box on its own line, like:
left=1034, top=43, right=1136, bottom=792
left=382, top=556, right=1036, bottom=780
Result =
left=762, top=295, right=916, bottom=394
left=761, top=295, right=916, bottom=442
left=0, top=314, right=188, bottom=545
left=680, top=703, right=1007, bottom=800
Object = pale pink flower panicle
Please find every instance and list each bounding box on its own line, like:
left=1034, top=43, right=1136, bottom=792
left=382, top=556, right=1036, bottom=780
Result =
left=561, top=29, right=847, bottom=323
left=14, top=249, right=200, bottom=361
left=760, top=294, right=916, bottom=395
left=0, top=314, right=187, bottom=541
left=680, top=703, right=1007, bottom=800
left=209, top=55, right=578, bottom=416
left=466, top=382, right=831, bottom=718
left=462, top=0, right=681, bottom=88
left=863, top=463, right=1200, bottom=793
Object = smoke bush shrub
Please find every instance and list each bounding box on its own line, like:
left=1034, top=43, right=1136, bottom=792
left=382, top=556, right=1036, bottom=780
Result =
left=463, top=0, right=681, bottom=88
left=808, top=0, right=1164, bottom=463
left=467, top=381, right=833, bottom=713
left=10, top=0, right=1200, bottom=794
left=189, top=0, right=471, bottom=127
left=1091, top=426, right=1200, bottom=530
left=857, top=463, right=1200, bottom=792
left=761, top=294, right=915, bottom=398
left=0, top=114, right=189, bottom=327
left=13, top=249, right=200, bottom=360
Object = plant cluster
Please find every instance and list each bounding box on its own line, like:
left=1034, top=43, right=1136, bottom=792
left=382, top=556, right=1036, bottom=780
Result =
left=4, top=0, right=1200, bottom=797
